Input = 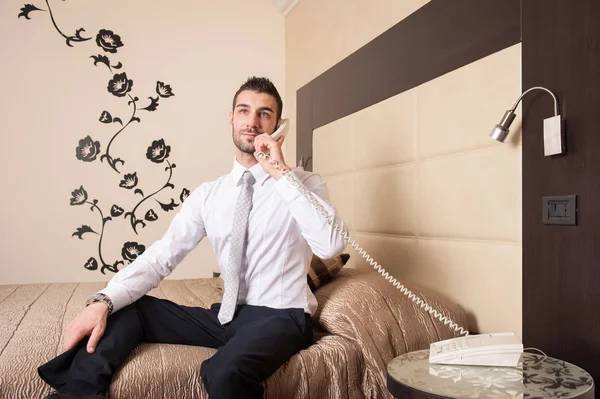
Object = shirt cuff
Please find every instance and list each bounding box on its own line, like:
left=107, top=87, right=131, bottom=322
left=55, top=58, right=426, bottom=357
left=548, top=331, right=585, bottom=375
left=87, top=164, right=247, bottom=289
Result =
left=274, top=171, right=305, bottom=204
left=98, top=283, right=132, bottom=314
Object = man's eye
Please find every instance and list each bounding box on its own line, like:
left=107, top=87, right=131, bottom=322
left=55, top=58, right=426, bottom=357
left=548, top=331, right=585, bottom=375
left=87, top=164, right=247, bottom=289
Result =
left=261, top=112, right=271, bottom=118
left=239, top=109, right=248, bottom=114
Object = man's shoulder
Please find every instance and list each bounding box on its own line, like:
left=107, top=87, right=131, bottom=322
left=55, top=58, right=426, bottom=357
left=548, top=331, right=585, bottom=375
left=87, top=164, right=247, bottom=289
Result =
left=189, top=173, right=231, bottom=200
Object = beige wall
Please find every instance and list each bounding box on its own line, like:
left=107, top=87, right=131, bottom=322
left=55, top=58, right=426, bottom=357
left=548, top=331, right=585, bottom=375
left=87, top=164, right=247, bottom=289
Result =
left=0, top=0, right=285, bottom=284
left=287, top=2, right=522, bottom=336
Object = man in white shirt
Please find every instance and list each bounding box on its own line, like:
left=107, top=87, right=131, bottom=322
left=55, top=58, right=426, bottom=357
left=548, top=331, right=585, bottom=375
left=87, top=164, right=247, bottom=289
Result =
left=38, top=77, right=348, bottom=399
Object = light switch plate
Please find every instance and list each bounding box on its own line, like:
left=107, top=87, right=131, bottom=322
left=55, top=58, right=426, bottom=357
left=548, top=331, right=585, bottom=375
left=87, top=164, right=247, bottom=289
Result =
left=543, top=195, right=577, bottom=225
left=543, top=115, right=564, bottom=156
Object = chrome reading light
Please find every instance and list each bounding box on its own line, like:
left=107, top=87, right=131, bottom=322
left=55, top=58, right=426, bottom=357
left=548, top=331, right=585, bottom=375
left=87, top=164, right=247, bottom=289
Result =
left=491, top=86, right=564, bottom=156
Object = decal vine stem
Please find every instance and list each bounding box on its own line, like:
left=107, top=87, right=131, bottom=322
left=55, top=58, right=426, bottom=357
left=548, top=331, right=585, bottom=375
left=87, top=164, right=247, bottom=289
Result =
left=101, top=94, right=138, bottom=173
left=44, top=0, right=91, bottom=47
left=126, top=160, right=175, bottom=234
left=85, top=200, right=122, bottom=274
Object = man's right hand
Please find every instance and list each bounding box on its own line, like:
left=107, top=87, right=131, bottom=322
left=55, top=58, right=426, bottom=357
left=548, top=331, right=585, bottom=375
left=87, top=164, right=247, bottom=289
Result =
left=63, top=302, right=109, bottom=354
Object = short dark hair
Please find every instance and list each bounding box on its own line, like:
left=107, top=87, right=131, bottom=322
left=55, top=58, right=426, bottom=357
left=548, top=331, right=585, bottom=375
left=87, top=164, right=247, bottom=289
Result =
left=232, top=77, right=283, bottom=120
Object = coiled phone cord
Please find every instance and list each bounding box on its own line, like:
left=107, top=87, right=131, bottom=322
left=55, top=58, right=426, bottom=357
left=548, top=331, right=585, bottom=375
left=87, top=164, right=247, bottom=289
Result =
left=256, top=152, right=469, bottom=337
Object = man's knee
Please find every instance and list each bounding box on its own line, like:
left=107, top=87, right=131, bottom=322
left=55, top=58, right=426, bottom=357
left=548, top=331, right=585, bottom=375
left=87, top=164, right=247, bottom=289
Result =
left=200, top=358, right=239, bottom=387
left=200, top=356, right=259, bottom=392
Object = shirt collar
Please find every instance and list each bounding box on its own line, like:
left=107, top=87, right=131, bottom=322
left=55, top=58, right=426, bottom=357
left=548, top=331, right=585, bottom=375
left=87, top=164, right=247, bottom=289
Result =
left=231, top=157, right=270, bottom=186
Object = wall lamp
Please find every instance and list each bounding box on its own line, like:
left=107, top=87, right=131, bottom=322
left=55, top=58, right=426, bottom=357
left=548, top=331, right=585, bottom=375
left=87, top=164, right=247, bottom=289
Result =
left=490, top=86, right=564, bottom=156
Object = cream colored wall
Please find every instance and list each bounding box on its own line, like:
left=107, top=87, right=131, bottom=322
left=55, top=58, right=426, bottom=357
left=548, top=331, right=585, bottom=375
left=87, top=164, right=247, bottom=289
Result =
left=287, top=2, right=522, bottom=336
left=0, top=0, right=285, bottom=284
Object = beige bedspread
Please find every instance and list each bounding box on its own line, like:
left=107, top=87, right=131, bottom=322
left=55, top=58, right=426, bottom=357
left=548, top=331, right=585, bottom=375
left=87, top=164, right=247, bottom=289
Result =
left=0, top=269, right=467, bottom=398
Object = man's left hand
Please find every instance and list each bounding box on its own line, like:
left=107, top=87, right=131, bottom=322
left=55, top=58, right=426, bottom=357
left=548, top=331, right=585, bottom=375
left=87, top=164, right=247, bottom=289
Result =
left=254, top=134, right=291, bottom=180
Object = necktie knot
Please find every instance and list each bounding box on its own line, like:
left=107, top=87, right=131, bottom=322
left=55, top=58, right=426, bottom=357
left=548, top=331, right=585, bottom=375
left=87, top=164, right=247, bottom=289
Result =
left=240, top=170, right=256, bottom=187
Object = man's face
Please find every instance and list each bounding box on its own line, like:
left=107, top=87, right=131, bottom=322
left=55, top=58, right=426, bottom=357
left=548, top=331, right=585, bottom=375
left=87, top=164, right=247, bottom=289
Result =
left=230, top=90, right=279, bottom=154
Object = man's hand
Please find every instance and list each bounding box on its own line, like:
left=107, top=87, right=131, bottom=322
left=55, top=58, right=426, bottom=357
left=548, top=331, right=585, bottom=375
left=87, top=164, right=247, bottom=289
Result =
left=253, top=134, right=291, bottom=180
left=63, top=302, right=109, bottom=354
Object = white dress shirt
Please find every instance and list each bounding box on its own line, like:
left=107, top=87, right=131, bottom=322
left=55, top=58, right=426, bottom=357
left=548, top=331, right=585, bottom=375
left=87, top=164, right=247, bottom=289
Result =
left=100, top=158, right=348, bottom=315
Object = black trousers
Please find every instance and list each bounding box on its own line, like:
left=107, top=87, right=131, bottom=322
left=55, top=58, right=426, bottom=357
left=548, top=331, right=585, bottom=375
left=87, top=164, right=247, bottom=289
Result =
left=38, top=296, right=313, bottom=398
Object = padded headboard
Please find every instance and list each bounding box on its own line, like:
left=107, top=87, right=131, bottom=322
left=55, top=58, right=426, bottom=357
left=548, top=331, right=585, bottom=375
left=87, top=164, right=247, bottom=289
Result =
left=295, top=0, right=523, bottom=334
left=295, top=0, right=520, bottom=170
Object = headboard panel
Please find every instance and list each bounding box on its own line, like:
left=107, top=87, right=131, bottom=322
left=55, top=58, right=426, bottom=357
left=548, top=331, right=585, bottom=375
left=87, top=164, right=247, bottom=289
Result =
left=296, top=0, right=521, bottom=170
left=296, top=0, right=522, bottom=334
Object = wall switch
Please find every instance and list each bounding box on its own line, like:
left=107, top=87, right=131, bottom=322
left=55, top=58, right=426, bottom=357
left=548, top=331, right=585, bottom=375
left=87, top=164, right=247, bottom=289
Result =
left=542, top=195, right=577, bottom=225
left=543, top=115, right=564, bottom=156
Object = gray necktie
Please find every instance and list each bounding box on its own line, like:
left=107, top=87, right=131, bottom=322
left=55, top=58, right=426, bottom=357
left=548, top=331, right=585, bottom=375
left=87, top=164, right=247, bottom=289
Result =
left=218, top=170, right=256, bottom=324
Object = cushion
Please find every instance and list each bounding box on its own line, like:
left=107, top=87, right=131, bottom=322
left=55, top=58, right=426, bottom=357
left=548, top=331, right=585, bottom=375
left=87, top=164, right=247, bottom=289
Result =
left=307, top=253, right=350, bottom=291
left=312, top=268, right=469, bottom=399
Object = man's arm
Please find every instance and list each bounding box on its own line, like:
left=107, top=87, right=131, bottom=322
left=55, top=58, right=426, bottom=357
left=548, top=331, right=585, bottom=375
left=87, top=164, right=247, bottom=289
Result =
left=275, top=171, right=348, bottom=259
left=252, top=133, right=348, bottom=259
left=99, top=185, right=207, bottom=313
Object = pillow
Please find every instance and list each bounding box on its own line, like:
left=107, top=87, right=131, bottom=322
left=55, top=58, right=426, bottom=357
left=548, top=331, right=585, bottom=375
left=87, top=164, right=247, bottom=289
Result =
left=307, top=253, right=350, bottom=292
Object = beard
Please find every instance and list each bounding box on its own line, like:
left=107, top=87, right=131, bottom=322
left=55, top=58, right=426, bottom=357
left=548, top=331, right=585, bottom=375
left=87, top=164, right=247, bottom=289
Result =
left=233, top=128, right=258, bottom=154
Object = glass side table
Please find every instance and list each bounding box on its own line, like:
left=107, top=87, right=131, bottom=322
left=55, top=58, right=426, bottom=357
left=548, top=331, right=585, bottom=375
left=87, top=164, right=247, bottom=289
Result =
left=387, top=349, right=594, bottom=398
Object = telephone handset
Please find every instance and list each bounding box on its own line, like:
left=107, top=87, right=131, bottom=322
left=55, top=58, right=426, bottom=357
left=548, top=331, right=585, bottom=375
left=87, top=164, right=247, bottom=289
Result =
left=270, top=118, right=289, bottom=140
left=255, top=123, right=524, bottom=368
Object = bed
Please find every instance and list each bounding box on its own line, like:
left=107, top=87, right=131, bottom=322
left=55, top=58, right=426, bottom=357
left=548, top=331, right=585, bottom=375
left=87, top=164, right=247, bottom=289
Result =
left=0, top=267, right=467, bottom=398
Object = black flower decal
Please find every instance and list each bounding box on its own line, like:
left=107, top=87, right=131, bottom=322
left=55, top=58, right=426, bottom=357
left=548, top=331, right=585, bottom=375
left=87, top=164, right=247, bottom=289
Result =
left=122, top=242, right=145, bottom=262
left=119, top=172, right=138, bottom=189
left=91, top=54, right=122, bottom=73
left=96, top=29, right=123, bottom=53
left=18, top=4, right=45, bottom=20
left=156, top=81, right=175, bottom=98
left=84, top=257, right=98, bottom=270
left=75, top=135, right=101, bottom=162
left=20, top=1, right=181, bottom=274
left=107, top=72, right=133, bottom=97
left=99, top=110, right=112, bottom=123
left=72, top=225, right=98, bottom=240
left=156, top=198, right=179, bottom=212
left=70, top=186, right=88, bottom=206
left=110, top=204, right=124, bottom=217
left=180, top=188, right=190, bottom=203
left=146, top=139, right=171, bottom=163
left=142, top=96, right=159, bottom=112
left=145, top=209, right=158, bottom=221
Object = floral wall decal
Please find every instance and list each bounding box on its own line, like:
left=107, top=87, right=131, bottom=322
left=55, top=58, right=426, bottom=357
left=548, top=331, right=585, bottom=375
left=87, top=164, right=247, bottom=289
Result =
left=69, top=186, right=127, bottom=274
left=119, top=173, right=140, bottom=191
left=20, top=1, right=186, bottom=274
left=180, top=188, right=190, bottom=203
left=122, top=242, right=146, bottom=263
left=18, top=1, right=92, bottom=46
left=18, top=4, right=44, bottom=20
left=96, top=29, right=123, bottom=53
left=124, top=139, right=179, bottom=234
left=92, top=60, right=175, bottom=174
left=76, top=136, right=101, bottom=162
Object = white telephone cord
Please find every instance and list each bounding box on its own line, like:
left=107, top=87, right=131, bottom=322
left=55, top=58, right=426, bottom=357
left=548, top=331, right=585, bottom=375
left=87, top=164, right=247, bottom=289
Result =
left=256, top=152, right=469, bottom=337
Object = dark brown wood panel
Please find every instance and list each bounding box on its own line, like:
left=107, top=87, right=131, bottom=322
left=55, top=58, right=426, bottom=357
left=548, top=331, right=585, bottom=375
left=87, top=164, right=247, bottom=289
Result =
left=522, top=0, right=600, bottom=383
left=296, top=0, right=521, bottom=170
